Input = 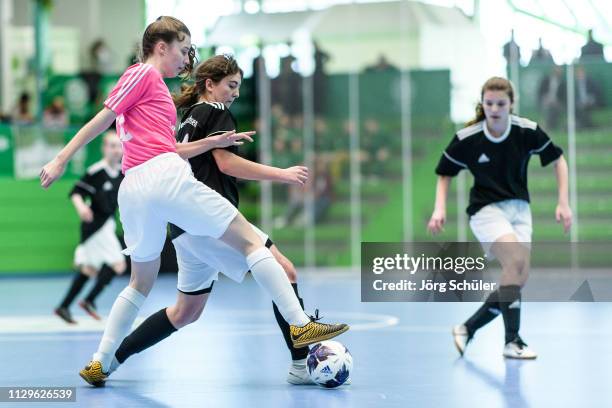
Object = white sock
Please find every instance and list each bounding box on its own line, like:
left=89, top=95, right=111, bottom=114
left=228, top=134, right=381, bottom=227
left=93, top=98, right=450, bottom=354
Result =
left=292, top=358, right=307, bottom=368
left=92, top=286, right=146, bottom=371
left=108, top=356, right=121, bottom=374
left=247, top=247, right=310, bottom=326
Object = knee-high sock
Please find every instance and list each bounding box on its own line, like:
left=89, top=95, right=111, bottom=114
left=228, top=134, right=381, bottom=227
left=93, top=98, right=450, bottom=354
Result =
left=84, top=264, right=116, bottom=305
left=499, top=285, right=522, bottom=344
left=93, top=286, right=146, bottom=371
left=247, top=248, right=310, bottom=326
left=273, top=283, right=310, bottom=360
left=59, top=271, right=89, bottom=309
left=114, top=308, right=177, bottom=364
left=464, top=290, right=501, bottom=337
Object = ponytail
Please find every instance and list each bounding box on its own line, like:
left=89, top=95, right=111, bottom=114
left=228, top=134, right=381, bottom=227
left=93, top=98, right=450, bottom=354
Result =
left=174, top=82, right=200, bottom=111
left=466, top=103, right=486, bottom=127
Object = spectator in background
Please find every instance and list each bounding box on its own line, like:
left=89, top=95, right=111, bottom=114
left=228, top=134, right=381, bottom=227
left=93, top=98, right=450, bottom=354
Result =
left=579, top=29, right=605, bottom=62
left=272, top=50, right=302, bottom=121
left=251, top=46, right=266, bottom=117
left=529, top=38, right=554, bottom=66
left=311, top=157, right=334, bottom=223
left=364, top=54, right=399, bottom=73
left=81, top=39, right=113, bottom=109
left=537, top=66, right=564, bottom=130
left=313, top=41, right=330, bottom=117
left=90, top=39, right=114, bottom=74
left=361, top=118, right=390, bottom=180
left=0, top=111, right=12, bottom=124
left=503, top=30, right=522, bottom=67
left=43, top=96, right=69, bottom=128
left=274, top=156, right=334, bottom=228
left=572, top=66, right=604, bottom=128
left=12, top=92, right=34, bottom=125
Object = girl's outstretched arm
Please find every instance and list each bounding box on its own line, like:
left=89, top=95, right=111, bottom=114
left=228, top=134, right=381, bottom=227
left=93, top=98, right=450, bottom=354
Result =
left=213, top=149, right=308, bottom=185
left=41, top=108, right=117, bottom=188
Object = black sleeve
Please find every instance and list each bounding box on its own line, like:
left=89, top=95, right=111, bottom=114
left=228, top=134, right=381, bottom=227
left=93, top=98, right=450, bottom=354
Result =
left=188, top=106, right=236, bottom=145
left=202, top=108, right=238, bottom=154
left=529, top=125, right=563, bottom=167
left=69, top=172, right=96, bottom=199
left=435, top=135, right=468, bottom=176
left=204, top=109, right=236, bottom=136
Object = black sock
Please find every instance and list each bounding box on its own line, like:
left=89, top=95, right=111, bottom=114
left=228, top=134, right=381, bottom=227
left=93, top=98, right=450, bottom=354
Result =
left=115, top=308, right=178, bottom=364
left=272, top=283, right=310, bottom=361
left=59, top=271, right=89, bottom=309
left=464, top=290, right=501, bottom=337
left=499, top=285, right=522, bottom=344
left=84, top=264, right=116, bottom=305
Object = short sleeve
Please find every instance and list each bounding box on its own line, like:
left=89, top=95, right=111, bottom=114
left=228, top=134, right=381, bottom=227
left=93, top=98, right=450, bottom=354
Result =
left=203, top=108, right=236, bottom=138
left=70, top=173, right=96, bottom=199
left=529, top=125, right=563, bottom=166
left=104, top=64, right=155, bottom=115
left=435, top=135, right=468, bottom=176
left=187, top=105, right=236, bottom=144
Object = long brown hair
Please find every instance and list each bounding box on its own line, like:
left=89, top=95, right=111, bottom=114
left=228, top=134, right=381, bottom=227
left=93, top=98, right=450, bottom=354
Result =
left=140, top=16, right=195, bottom=76
left=466, top=77, right=515, bottom=126
left=174, top=54, right=244, bottom=111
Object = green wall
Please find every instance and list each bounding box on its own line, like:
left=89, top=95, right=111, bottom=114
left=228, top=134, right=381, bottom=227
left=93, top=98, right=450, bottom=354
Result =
left=0, top=179, right=80, bottom=273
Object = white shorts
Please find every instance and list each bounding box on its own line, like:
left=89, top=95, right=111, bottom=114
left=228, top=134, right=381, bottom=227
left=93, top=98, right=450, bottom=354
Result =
left=469, top=199, right=532, bottom=256
left=173, top=223, right=270, bottom=294
left=74, top=218, right=124, bottom=270
left=118, top=153, right=239, bottom=262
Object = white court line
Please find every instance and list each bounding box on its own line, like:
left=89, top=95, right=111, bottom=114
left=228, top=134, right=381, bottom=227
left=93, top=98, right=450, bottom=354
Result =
left=0, top=311, right=399, bottom=341
left=377, top=325, right=612, bottom=336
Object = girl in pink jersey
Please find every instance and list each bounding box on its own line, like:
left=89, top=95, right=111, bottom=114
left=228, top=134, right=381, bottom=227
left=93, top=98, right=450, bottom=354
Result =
left=40, top=16, right=348, bottom=387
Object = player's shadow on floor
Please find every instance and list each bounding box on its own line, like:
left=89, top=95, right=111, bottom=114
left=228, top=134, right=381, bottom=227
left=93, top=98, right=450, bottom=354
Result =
left=455, top=359, right=531, bottom=408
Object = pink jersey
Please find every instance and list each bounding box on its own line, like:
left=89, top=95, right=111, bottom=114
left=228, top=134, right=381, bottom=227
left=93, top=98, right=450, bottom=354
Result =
left=104, top=63, right=177, bottom=172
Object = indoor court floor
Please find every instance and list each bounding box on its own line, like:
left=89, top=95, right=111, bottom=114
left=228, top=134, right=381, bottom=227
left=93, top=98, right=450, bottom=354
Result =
left=1, top=269, right=611, bottom=407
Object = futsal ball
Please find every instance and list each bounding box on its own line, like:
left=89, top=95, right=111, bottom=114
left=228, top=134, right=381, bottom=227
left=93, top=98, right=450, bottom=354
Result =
left=307, top=340, right=352, bottom=388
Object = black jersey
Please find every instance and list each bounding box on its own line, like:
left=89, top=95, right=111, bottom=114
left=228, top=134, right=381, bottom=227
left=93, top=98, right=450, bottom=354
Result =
left=170, top=101, right=238, bottom=240
left=70, top=160, right=123, bottom=242
left=435, top=115, right=563, bottom=216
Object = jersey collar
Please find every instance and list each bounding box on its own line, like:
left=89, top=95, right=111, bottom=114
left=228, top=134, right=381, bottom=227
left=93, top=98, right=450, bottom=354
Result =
left=103, top=161, right=121, bottom=178
left=483, top=118, right=511, bottom=143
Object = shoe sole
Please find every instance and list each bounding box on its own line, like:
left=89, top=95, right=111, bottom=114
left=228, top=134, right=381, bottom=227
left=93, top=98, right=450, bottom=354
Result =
left=287, top=375, right=315, bottom=386
left=79, top=361, right=108, bottom=387
left=292, top=325, right=349, bottom=348
left=79, top=371, right=106, bottom=387
left=452, top=329, right=466, bottom=356
left=453, top=338, right=465, bottom=356
left=54, top=310, right=77, bottom=325
left=503, top=354, right=537, bottom=360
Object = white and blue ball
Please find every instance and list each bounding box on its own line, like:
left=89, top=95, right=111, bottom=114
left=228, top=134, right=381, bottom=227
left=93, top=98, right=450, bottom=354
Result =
left=307, top=340, right=352, bottom=388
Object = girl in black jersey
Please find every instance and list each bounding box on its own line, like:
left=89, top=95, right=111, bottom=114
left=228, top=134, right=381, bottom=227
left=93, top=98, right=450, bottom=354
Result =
left=428, top=77, right=572, bottom=359
left=109, top=55, right=339, bottom=385
left=54, top=131, right=126, bottom=324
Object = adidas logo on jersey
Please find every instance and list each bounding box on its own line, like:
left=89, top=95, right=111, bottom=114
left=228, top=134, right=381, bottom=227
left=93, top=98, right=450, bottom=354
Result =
left=320, top=366, right=333, bottom=374
left=478, top=153, right=490, bottom=163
